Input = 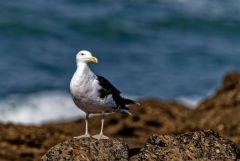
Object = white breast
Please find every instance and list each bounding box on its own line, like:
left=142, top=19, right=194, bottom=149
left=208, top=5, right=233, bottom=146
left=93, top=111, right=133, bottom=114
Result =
left=70, top=63, right=116, bottom=113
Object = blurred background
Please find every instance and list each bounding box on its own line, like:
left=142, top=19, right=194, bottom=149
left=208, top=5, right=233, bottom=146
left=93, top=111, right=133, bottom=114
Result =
left=0, top=0, right=240, bottom=124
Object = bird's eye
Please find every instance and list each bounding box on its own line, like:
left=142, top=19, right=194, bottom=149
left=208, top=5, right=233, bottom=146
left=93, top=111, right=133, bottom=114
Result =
left=81, top=53, right=85, bottom=56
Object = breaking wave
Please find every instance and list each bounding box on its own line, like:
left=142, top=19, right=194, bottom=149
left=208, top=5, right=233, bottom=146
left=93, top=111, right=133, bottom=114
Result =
left=0, top=91, right=85, bottom=125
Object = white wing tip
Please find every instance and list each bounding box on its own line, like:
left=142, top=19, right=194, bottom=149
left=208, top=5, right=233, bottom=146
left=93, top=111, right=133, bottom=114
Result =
left=119, top=109, right=132, bottom=116
left=135, top=102, right=141, bottom=106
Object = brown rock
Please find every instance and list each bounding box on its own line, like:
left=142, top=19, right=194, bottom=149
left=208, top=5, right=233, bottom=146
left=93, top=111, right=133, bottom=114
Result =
left=41, top=138, right=128, bottom=161
left=110, top=99, right=191, bottom=147
left=197, top=72, right=240, bottom=111
left=184, top=72, right=240, bottom=145
left=130, top=130, right=240, bottom=161
left=222, top=72, right=240, bottom=92
left=0, top=99, right=191, bottom=161
left=4, top=72, right=240, bottom=161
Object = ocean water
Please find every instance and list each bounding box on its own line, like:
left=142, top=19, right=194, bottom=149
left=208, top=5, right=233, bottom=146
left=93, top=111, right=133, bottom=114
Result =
left=1, top=0, right=240, bottom=124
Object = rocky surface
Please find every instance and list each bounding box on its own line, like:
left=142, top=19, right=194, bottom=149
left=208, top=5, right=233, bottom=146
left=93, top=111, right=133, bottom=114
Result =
left=41, top=138, right=128, bottom=161
left=1, top=72, right=240, bottom=161
left=180, top=72, right=240, bottom=145
left=0, top=99, right=191, bottom=161
left=41, top=130, right=240, bottom=161
left=130, top=130, right=240, bottom=161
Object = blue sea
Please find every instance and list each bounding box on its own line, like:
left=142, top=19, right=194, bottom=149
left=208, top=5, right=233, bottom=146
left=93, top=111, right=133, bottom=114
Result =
left=0, top=0, right=240, bottom=124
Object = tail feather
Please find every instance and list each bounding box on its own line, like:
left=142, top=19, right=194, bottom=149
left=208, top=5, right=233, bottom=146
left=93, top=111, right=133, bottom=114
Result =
left=119, top=109, right=132, bottom=116
left=123, top=98, right=139, bottom=105
left=116, top=97, right=140, bottom=116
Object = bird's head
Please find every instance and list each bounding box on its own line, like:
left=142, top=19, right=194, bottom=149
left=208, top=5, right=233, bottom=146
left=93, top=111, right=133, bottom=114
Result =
left=76, top=50, right=98, bottom=64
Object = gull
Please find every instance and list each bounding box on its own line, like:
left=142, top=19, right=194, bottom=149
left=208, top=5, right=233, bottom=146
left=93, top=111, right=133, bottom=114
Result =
left=70, top=50, right=137, bottom=139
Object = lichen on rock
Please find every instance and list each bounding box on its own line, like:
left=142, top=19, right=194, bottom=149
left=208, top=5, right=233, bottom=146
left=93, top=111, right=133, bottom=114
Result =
left=130, top=130, right=240, bottom=161
left=41, top=137, right=129, bottom=161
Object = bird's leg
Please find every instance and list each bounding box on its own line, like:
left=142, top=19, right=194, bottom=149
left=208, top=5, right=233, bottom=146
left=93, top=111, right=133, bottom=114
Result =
left=93, top=112, right=109, bottom=140
left=84, top=113, right=90, bottom=136
left=74, top=113, right=91, bottom=139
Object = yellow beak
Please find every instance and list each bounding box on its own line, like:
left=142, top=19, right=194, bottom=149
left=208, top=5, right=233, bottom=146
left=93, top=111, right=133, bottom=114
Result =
left=88, top=56, right=98, bottom=63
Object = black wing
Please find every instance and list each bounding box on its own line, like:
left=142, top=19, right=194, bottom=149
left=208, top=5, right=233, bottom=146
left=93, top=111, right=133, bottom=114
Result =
left=97, top=75, right=120, bottom=98
left=97, top=75, right=136, bottom=109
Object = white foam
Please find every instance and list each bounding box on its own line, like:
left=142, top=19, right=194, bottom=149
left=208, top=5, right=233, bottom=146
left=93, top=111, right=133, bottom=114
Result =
left=177, top=96, right=203, bottom=108
left=0, top=91, right=206, bottom=125
left=0, top=91, right=85, bottom=125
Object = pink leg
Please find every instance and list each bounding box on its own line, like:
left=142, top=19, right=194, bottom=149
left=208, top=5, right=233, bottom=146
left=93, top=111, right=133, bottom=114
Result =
left=93, top=112, right=109, bottom=140
left=74, top=113, right=90, bottom=139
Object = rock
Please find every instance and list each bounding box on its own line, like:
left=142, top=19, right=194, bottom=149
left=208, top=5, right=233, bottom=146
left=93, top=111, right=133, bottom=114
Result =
left=110, top=99, right=191, bottom=147
left=41, top=137, right=129, bottom=161
left=197, top=72, right=240, bottom=111
left=222, top=72, right=240, bottom=92
left=3, top=72, right=240, bottom=161
left=184, top=72, right=240, bottom=145
left=0, top=99, right=191, bottom=161
left=130, top=130, right=240, bottom=161
left=42, top=130, right=240, bottom=161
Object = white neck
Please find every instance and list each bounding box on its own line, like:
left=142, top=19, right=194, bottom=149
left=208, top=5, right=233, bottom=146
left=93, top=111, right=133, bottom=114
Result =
left=76, top=62, right=88, bottom=75
left=77, top=62, right=87, bottom=70
left=75, top=62, right=93, bottom=77
left=70, top=61, right=96, bottom=96
left=71, top=62, right=92, bottom=88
